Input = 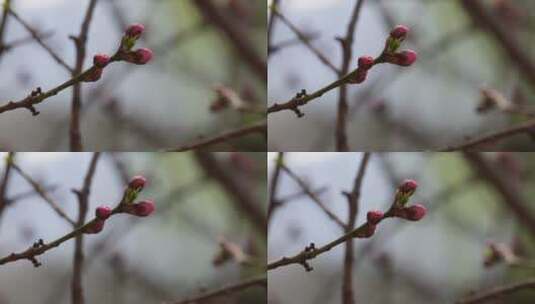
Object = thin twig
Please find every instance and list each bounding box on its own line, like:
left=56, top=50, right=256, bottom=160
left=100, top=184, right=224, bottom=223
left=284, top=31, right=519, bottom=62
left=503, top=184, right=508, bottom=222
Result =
left=71, top=152, right=100, bottom=304
left=335, top=0, right=365, bottom=151
left=70, top=0, right=98, bottom=151
left=440, top=119, right=535, bottom=151
left=267, top=0, right=280, bottom=54
left=456, top=278, right=535, bottom=304
left=164, top=276, right=267, bottom=304
left=0, top=152, right=14, bottom=219
left=11, top=162, right=76, bottom=226
left=193, top=0, right=266, bottom=81
left=280, top=163, right=345, bottom=229
left=342, top=152, right=370, bottom=304
left=268, top=152, right=284, bottom=222
left=0, top=0, right=12, bottom=60
left=273, top=9, right=339, bottom=73
left=8, top=8, right=73, bottom=72
left=166, top=121, right=266, bottom=152
left=460, top=0, right=535, bottom=90
left=463, top=152, right=535, bottom=237
left=267, top=208, right=395, bottom=271
left=194, top=151, right=266, bottom=235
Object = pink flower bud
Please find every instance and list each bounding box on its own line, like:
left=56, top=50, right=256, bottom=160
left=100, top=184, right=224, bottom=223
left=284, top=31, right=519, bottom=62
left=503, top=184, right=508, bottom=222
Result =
left=134, top=48, right=153, bottom=65
left=95, top=205, right=112, bottom=220
left=125, top=23, right=145, bottom=39
left=358, top=56, right=374, bottom=70
left=132, top=200, right=155, bottom=217
left=93, top=54, right=111, bottom=68
left=355, top=223, right=376, bottom=238
left=366, top=210, right=384, bottom=225
left=348, top=69, right=367, bottom=84
left=395, top=50, right=417, bottom=67
left=83, top=219, right=105, bottom=234
left=404, top=204, right=426, bottom=221
left=123, top=48, right=153, bottom=65
left=390, top=25, right=409, bottom=40
left=129, top=175, right=147, bottom=190
left=82, top=67, right=103, bottom=82
left=399, top=179, right=418, bottom=194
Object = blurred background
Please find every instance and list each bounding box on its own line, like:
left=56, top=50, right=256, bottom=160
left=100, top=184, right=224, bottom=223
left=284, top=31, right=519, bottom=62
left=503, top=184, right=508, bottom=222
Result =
left=268, top=0, right=535, bottom=151
left=0, top=152, right=266, bottom=303
left=0, top=0, right=266, bottom=151
left=268, top=152, right=535, bottom=303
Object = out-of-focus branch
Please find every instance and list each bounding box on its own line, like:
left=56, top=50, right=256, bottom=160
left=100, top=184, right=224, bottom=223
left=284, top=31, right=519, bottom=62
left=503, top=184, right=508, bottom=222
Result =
left=71, top=152, right=100, bottom=304
left=0, top=0, right=12, bottom=60
left=11, top=161, right=76, bottom=226
left=460, top=0, right=535, bottom=89
left=280, top=162, right=345, bottom=229
left=457, top=278, right=535, bottom=304
left=268, top=152, right=283, bottom=222
left=166, top=121, right=266, bottom=152
left=69, top=0, right=99, bottom=151
left=164, top=276, right=267, bottom=304
left=193, top=0, right=267, bottom=81
left=463, top=152, right=535, bottom=237
left=336, top=0, right=366, bottom=151
left=194, top=151, right=266, bottom=235
left=0, top=152, right=14, bottom=219
left=342, top=152, right=370, bottom=304
left=8, top=8, right=73, bottom=72
left=441, top=119, right=535, bottom=151
left=273, top=9, right=339, bottom=73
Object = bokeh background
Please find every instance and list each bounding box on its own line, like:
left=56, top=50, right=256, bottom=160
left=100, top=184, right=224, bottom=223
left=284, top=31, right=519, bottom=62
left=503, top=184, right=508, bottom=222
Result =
left=0, top=0, right=266, bottom=151
left=0, top=152, right=266, bottom=304
left=268, top=152, right=535, bottom=303
left=268, top=0, right=535, bottom=151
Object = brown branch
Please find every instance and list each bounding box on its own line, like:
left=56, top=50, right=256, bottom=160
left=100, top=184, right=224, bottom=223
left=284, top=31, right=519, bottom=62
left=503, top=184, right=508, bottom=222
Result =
left=268, top=152, right=284, bottom=222
left=457, top=278, right=535, bottom=304
left=194, top=151, right=266, bottom=235
left=8, top=8, right=73, bottom=72
left=463, top=152, right=535, bottom=237
left=0, top=30, right=54, bottom=54
left=441, top=119, right=535, bottom=151
left=273, top=9, right=339, bottom=74
left=193, top=0, right=266, bottom=82
left=342, top=152, right=370, bottom=304
left=70, top=0, right=98, bottom=151
left=460, top=0, right=535, bottom=89
left=164, top=276, right=267, bottom=304
left=0, top=152, right=14, bottom=219
left=0, top=0, right=12, bottom=60
left=71, top=152, right=100, bottom=304
left=267, top=0, right=280, bottom=54
left=336, top=0, right=365, bottom=151
left=280, top=163, right=345, bottom=229
left=166, top=121, right=266, bottom=152
left=11, top=161, right=76, bottom=226
left=0, top=164, right=151, bottom=269
left=267, top=208, right=395, bottom=271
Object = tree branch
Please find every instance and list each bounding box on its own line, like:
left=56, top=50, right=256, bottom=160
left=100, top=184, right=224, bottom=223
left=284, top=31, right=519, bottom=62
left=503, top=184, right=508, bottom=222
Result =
left=71, top=152, right=100, bottom=304
left=165, top=121, right=266, bottom=152
left=440, top=118, right=535, bottom=151
left=336, top=0, right=365, bottom=151
left=70, top=0, right=99, bottom=151
left=164, top=276, right=267, bottom=304
left=457, top=278, right=535, bottom=304
left=342, top=152, right=370, bottom=304
left=193, top=0, right=266, bottom=82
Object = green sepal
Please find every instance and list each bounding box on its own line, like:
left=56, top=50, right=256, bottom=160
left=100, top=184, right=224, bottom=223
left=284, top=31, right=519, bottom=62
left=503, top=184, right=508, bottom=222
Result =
left=386, top=37, right=401, bottom=54
left=121, top=36, right=136, bottom=51
left=124, top=187, right=140, bottom=204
